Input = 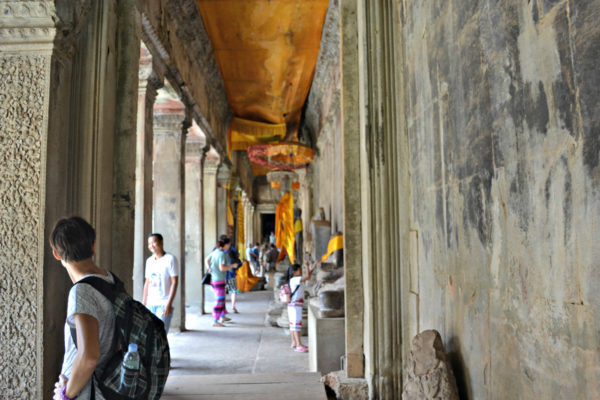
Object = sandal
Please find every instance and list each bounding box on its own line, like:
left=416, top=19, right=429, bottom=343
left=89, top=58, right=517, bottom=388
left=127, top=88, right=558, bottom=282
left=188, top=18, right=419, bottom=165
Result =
left=212, top=322, right=225, bottom=327
left=294, top=345, right=308, bottom=353
left=233, top=307, right=239, bottom=314
left=220, top=316, right=231, bottom=322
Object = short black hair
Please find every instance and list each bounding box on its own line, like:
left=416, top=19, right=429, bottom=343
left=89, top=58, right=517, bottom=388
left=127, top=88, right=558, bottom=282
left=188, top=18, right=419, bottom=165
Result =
left=288, top=263, right=301, bottom=281
left=218, top=237, right=231, bottom=248
left=148, top=233, right=163, bottom=242
left=50, top=217, right=96, bottom=262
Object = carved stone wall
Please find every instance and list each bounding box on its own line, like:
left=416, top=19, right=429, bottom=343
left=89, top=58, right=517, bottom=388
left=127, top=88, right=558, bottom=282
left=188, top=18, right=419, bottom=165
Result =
left=0, top=1, right=57, bottom=397
left=0, top=53, right=50, bottom=398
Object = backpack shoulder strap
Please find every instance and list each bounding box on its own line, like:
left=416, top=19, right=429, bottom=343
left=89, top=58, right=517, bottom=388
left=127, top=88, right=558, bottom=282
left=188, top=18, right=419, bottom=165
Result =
left=290, top=281, right=301, bottom=298
left=77, top=272, right=124, bottom=302
left=69, top=272, right=123, bottom=347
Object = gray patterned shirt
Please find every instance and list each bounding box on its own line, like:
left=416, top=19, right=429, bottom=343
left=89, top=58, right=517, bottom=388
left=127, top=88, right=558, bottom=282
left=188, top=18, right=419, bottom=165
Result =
left=60, top=272, right=116, bottom=400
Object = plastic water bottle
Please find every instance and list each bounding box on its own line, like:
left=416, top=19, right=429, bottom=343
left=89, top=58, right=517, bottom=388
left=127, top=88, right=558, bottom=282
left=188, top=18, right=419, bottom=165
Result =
left=120, top=343, right=140, bottom=390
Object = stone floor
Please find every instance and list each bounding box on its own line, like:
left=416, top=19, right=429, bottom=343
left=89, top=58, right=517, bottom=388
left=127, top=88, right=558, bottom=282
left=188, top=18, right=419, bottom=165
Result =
left=161, top=290, right=326, bottom=399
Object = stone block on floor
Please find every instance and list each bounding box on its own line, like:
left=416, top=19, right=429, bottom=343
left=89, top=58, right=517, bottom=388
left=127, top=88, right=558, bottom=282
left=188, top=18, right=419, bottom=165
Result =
left=322, top=370, right=369, bottom=400
left=308, top=303, right=345, bottom=374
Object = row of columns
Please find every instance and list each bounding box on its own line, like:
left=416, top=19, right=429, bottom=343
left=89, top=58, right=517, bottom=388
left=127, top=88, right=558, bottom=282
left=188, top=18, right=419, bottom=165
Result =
left=132, top=46, right=233, bottom=328
left=0, top=2, right=239, bottom=395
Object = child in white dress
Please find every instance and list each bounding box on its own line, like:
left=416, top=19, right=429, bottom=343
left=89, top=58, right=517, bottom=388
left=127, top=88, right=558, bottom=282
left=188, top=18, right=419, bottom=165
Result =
left=288, top=260, right=319, bottom=352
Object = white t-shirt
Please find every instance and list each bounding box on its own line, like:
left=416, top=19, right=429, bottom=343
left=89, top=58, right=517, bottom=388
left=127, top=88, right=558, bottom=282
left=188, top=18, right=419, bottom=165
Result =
left=289, top=276, right=304, bottom=305
left=145, top=253, right=178, bottom=306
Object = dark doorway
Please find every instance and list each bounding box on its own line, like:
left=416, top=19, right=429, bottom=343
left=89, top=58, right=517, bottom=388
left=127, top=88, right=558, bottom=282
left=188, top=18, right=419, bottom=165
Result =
left=261, top=213, right=275, bottom=243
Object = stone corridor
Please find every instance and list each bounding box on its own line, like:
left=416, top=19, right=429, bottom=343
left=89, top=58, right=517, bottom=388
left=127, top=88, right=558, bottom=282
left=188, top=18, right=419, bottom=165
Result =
left=161, top=291, right=326, bottom=399
left=2, top=0, right=600, bottom=399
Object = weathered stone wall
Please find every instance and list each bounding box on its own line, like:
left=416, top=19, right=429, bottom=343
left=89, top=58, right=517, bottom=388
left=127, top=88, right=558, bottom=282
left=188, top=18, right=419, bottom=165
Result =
left=304, top=0, right=344, bottom=236
left=401, top=1, right=600, bottom=398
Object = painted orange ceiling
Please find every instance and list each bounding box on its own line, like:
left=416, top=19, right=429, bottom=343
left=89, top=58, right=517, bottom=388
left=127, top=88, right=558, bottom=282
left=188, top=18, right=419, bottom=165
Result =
left=196, top=0, right=329, bottom=133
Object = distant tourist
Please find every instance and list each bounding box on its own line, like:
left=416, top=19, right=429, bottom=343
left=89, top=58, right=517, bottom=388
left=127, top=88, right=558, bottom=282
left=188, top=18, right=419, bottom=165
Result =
left=143, top=233, right=179, bottom=333
left=269, top=231, right=276, bottom=244
left=205, top=237, right=239, bottom=327
left=265, top=243, right=279, bottom=272
left=287, top=260, right=319, bottom=352
left=223, top=237, right=242, bottom=314
left=249, top=242, right=261, bottom=276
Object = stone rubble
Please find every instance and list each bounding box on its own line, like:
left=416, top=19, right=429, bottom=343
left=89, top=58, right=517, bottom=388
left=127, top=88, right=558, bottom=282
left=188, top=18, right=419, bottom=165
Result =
left=322, top=370, right=369, bottom=400
left=402, top=330, right=459, bottom=400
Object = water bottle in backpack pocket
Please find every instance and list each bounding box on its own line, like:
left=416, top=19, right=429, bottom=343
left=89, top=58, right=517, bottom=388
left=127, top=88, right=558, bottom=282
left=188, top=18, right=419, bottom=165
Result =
left=120, top=343, right=140, bottom=391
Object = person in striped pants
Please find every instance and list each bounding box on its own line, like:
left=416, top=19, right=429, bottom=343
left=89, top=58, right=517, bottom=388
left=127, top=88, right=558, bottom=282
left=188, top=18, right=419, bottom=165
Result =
left=205, top=237, right=238, bottom=327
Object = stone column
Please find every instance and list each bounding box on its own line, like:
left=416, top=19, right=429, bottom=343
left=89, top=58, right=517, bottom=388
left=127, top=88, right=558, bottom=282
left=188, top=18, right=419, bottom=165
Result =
left=133, top=51, right=163, bottom=300
left=342, top=0, right=409, bottom=397
left=153, top=98, right=187, bottom=331
left=202, top=153, right=220, bottom=313
left=242, top=193, right=255, bottom=247
left=0, top=3, right=57, bottom=397
left=110, top=0, right=142, bottom=295
left=245, top=195, right=255, bottom=246
left=185, top=136, right=206, bottom=308
left=341, top=0, right=365, bottom=381
left=216, top=164, right=231, bottom=238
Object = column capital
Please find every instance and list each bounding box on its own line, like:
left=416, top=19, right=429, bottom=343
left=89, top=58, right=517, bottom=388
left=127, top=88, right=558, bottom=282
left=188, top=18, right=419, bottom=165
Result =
left=154, top=95, right=186, bottom=136
left=217, top=164, right=232, bottom=186
left=153, top=113, right=186, bottom=136
left=203, top=147, right=220, bottom=173
left=204, top=161, right=219, bottom=174
left=0, top=1, right=57, bottom=52
left=186, top=137, right=206, bottom=158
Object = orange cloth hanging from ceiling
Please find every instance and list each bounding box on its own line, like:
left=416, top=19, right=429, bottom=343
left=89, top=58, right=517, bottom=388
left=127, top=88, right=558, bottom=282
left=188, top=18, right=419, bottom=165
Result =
left=275, top=191, right=295, bottom=264
left=227, top=117, right=286, bottom=157
left=196, top=0, right=330, bottom=131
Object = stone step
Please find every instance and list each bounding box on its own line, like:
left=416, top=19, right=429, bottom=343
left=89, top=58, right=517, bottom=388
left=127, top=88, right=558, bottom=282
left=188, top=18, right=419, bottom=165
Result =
left=162, top=372, right=327, bottom=399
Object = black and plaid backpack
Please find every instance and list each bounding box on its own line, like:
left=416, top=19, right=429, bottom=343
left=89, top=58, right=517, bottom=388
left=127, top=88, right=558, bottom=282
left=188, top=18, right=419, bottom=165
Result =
left=71, top=272, right=170, bottom=400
